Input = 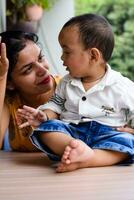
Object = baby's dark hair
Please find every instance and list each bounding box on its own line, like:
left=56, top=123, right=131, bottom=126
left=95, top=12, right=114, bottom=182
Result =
left=62, top=13, right=114, bottom=62
left=0, top=31, right=38, bottom=80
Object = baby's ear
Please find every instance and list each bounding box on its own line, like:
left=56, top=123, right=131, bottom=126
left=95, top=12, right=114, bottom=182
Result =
left=6, top=81, right=15, bottom=90
left=89, top=48, right=101, bottom=61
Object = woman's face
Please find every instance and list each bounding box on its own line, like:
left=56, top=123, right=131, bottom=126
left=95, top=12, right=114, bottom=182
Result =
left=10, top=41, right=53, bottom=96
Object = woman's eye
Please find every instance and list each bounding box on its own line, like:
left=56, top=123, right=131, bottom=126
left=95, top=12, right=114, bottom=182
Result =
left=23, top=66, right=32, bottom=74
left=38, top=55, right=45, bottom=62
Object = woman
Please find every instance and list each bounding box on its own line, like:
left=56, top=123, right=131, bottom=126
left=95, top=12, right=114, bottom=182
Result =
left=0, top=31, right=60, bottom=151
left=0, top=31, right=133, bottom=152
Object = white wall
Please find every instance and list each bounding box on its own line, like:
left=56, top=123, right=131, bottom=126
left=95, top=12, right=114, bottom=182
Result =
left=38, top=0, right=74, bottom=76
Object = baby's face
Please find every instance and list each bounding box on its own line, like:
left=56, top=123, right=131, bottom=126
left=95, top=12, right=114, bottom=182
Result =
left=58, top=25, right=103, bottom=80
left=58, top=25, right=92, bottom=78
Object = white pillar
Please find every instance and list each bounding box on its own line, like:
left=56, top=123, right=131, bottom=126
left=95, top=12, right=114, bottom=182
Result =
left=0, top=0, right=6, bottom=32
left=38, top=0, right=74, bottom=76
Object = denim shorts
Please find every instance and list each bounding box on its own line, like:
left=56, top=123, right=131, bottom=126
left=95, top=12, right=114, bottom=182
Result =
left=30, top=120, right=134, bottom=161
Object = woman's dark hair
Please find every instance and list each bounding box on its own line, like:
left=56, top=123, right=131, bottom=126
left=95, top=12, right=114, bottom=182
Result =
left=0, top=31, right=38, bottom=81
left=61, top=13, right=114, bottom=62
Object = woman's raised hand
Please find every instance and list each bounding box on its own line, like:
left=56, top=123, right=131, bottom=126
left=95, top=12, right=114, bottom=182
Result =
left=0, top=36, right=9, bottom=79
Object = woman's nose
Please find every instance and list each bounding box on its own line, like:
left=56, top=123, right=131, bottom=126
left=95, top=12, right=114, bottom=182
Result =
left=35, top=62, right=47, bottom=76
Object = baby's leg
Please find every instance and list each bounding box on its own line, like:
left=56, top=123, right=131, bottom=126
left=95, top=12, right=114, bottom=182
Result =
left=56, top=139, right=128, bottom=172
left=31, top=120, right=78, bottom=157
left=38, top=131, right=73, bottom=156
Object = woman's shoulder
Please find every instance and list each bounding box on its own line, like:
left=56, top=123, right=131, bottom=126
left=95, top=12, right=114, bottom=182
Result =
left=5, top=92, right=22, bottom=104
left=59, top=74, right=72, bottom=82
left=53, top=74, right=72, bottom=85
left=53, top=75, right=62, bottom=85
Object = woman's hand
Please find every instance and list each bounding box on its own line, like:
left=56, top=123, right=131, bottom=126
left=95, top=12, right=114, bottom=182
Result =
left=117, top=126, right=134, bottom=134
left=17, top=105, right=48, bottom=129
left=0, top=37, right=9, bottom=79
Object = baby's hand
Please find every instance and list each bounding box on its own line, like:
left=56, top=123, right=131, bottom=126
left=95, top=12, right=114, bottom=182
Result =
left=17, top=105, right=48, bottom=129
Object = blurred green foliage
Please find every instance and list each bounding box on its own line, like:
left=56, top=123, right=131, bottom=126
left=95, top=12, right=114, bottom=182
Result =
left=6, top=0, right=57, bottom=29
left=9, top=0, right=56, bottom=9
left=75, top=0, right=134, bottom=80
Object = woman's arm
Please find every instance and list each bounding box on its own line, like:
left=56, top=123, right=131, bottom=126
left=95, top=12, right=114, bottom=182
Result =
left=0, top=42, right=8, bottom=116
left=0, top=103, right=10, bottom=149
left=0, top=40, right=9, bottom=148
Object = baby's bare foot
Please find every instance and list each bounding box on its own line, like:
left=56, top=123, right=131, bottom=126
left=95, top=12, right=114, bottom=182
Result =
left=61, top=139, right=94, bottom=165
left=57, top=140, right=95, bottom=173
left=56, top=162, right=81, bottom=173
left=61, top=145, right=72, bottom=164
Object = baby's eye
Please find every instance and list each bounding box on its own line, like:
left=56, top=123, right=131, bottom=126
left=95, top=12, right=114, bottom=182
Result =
left=63, top=51, right=71, bottom=55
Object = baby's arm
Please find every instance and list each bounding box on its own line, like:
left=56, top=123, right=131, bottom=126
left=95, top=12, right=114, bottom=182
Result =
left=17, top=105, right=58, bottom=129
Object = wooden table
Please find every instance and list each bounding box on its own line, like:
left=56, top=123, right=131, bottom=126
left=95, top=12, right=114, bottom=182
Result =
left=0, top=151, right=134, bottom=200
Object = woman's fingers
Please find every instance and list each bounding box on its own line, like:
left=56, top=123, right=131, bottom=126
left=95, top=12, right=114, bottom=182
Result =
left=117, top=127, right=134, bottom=134
left=0, top=41, right=9, bottom=77
left=1, top=43, right=7, bottom=62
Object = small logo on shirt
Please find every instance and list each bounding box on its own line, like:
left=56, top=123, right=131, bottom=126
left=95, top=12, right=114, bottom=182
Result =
left=101, top=105, right=115, bottom=116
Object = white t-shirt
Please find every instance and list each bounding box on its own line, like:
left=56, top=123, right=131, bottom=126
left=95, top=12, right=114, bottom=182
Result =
left=39, top=65, right=134, bottom=127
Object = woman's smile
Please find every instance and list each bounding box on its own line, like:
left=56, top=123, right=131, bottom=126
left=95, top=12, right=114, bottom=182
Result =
left=38, top=75, right=51, bottom=85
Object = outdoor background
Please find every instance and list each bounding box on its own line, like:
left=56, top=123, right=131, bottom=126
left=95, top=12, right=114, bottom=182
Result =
left=75, top=0, right=134, bottom=81
left=0, top=0, right=134, bottom=80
